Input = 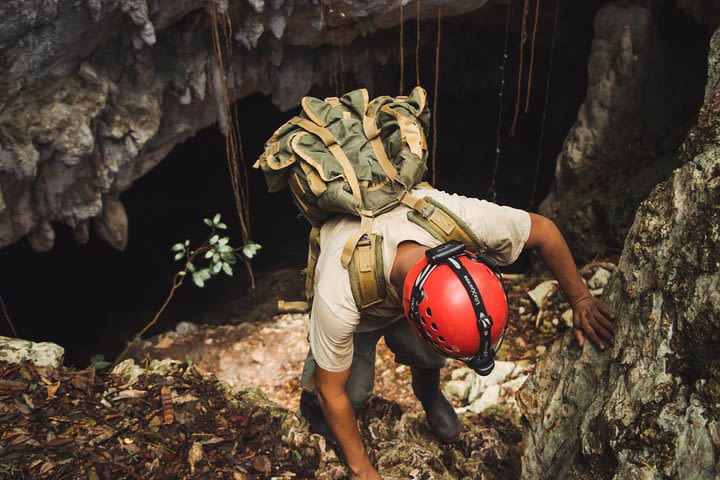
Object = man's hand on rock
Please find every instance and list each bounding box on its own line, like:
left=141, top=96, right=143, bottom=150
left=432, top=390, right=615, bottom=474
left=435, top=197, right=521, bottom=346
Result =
left=571, top=296, right=616, bottom=350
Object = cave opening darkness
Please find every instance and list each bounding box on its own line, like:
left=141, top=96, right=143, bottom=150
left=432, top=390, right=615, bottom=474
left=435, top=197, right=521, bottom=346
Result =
left=0, top=1, right=708, bottom=366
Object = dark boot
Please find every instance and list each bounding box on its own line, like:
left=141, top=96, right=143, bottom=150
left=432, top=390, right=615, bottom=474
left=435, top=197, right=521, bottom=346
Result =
left=411, top=367, right=461, bottom=442
left=299, top=390, right=334, bottom=438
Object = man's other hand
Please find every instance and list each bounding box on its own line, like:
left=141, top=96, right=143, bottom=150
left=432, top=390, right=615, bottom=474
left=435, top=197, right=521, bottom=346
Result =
left=572, top=296, right=616, bottom=350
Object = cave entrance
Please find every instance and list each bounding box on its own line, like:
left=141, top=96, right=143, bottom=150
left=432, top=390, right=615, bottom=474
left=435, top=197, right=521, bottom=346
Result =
left=0, top=0, right=710, bottom=366
left=0, top=5, right=602, bottom=366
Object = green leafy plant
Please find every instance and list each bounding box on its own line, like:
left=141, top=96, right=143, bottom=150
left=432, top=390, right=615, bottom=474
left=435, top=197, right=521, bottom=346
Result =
left=114, top=214, right=261, bottom=365
left=90, top=354, right=112, bottom=370
left=170, top=214, right=261, bottom=288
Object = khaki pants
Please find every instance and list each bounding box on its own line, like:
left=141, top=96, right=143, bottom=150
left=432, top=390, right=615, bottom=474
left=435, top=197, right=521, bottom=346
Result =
left=301, top=317, right=446, bottom=409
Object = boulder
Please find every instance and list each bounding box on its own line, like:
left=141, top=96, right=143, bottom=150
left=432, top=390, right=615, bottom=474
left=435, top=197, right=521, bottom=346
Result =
left=0, top=335, right=64, bottom=368
left=518, top=26, right=720, bottom=480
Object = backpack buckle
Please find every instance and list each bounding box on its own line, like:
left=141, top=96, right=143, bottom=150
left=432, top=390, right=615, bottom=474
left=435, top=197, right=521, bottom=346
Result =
left=421, top=204, right=436, bottom=220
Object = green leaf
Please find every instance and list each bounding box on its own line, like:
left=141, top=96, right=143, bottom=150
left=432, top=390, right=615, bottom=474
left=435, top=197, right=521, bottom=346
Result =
left=222, top=263, right=233, bottom=276
left=91, top=354, right=112, bottom=370
left=213, top=253, right=220, bottom=262
left=213, top=213, right=221, bottom=224
left=204, top=249, right=214, bottom=259
left=174, top=251, right=185, bottom=261
left=218, top=245, right=233, bottom=253
left=185, top=354, right=193, bottom=367
left=187, top=262, right=196, bottom=272
left=210, top=234, right=219, bottom=245
left=184, top=239, right=190, bottom=246
left=212, top=262, right=222, bottom=274
left=203, top=218, right=212, bottom=226
left=192, top=272, right=205, bottom=287
left=199, top=269, right=212, bottom=281
left=171, top=243, right=185, bottom=252
left=177, top=271, right=186, bottom=277
left=218, top=237, right=229, bottom=246
left=217, top=222, right=227, bottom=230
left=242, top=241, right=262, bottom=259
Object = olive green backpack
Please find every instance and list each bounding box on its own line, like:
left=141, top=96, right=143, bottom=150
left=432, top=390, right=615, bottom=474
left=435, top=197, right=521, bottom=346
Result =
left=254, top=87, right=484, bottom=311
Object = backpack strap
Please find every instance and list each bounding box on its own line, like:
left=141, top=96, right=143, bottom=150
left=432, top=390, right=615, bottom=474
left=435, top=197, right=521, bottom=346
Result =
left=363, top=110, right=399, bottom=182
left=305, top=226, right=321, bottom=302
left=341, top=214, right=373, bottom=268
left=288, top=116, right=363, bottom=204
left=344, top=191, right=487, bottom=312
left=400, top=192, right=485, bottom=249
left=347, top=233, right=386, bottom=309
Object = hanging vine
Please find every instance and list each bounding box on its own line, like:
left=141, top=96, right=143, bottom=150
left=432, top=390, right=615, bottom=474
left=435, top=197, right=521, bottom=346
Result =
left=509, top=0, right=530, bottom=136
left=326, top=0, right=342, bottom=96
left=530, top=0, right=561, bottom=208
left=208, top=1, right=255, bottom=290
left=488, top=0, right=513, bottom=202
left=525, top=0, right=541, bottom=112
left=431, top=6, right=442, bottom=186
left=399, top=0, right=405, bottom=95
left=416, top=0, right=421, bottom=86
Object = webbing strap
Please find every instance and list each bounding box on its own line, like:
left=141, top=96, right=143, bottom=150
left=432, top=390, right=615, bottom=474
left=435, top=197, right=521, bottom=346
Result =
left=401, top=194, right=456, bottom=234
left=305, top=227, right=321, bottom=301
left=363, top=114, right=399, bottom=182
left=277, top=300, right=309, bottom=312
left=348, top=233, right=386, bottom=309
left=400, top=193, right=479, bottom=247
left=325, top=96, right=341, bottom=107
left=380, top=106, right=424, bottom=158
left=289, top=117, right=362, bottom=203
left=341, top=215, right=373, bottom=268
left=298, top=161, right=328, bottom=196
left=289, top=117, right=335, bottom=146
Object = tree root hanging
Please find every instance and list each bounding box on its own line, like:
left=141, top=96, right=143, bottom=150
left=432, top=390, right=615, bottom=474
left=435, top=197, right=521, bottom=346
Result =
left=509, top=0, right=530, bottom=137
left=431, top=6, right=442, bottom=186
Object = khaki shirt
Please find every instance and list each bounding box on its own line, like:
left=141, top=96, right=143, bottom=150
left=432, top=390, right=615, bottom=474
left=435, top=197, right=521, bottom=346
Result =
left=309, top=188, right=531, bottom=372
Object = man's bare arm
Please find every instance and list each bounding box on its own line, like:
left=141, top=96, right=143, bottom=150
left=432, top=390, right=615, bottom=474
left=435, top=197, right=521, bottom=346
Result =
left=314, top=366, right=381, bottom=480
left=524, top=213, right=616, bottom=349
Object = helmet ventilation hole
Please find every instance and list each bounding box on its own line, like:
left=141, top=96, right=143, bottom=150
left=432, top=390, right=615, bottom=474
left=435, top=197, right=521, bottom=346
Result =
left=437, top=336, right=445, bottom=343
left=420, top=317, right=427, bottom=325
left=431, top=323, right=438, bottom=331
left=425, top=308, right=432, bottom=317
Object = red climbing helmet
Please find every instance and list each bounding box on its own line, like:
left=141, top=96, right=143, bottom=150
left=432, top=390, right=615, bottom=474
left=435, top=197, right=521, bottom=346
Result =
left=403, top=241, right=509, bottom=376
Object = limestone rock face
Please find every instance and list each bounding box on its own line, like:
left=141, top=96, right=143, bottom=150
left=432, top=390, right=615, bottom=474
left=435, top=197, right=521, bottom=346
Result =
left=0, top=0, right=490, bottom=252
left=539, top=2, right=707, bottom=259
left=518, top=27, right=720, bottom=480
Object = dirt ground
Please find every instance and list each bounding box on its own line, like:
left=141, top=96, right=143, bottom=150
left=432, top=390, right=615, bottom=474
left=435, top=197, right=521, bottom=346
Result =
left=0, top=261, right=616, bottom=479
left=126, top=265, right=614, bottom=413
